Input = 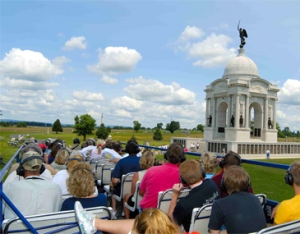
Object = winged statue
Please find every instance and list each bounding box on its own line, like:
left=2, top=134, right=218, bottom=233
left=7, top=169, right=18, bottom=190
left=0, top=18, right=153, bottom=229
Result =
left=237, top=20, right=248, bottom=48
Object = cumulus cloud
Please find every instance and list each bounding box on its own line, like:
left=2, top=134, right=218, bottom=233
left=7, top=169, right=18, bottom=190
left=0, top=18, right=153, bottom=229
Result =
left=178, top=26, right=204, bottom=41
left=174, top=26, right=236, bottom=68
left=63, top=36, right=87, bottom=50
left=87, top=47, right=142, bottom=75
left=124, top=76, right=196, bottom=105
left=0, top=77, right=59, bottom=90
left=101, top=75, right=118, bottom=84
left=72, top=90, right=104, bottom=102
left=114, top=109, right=132, bottom=118
left=52, top=56, right=71, bottom=68
left=278, top=79, right=300, bottom=105
left=0, top=48, right=63, bottom=81
left=111, top=96, right=143, bottom=111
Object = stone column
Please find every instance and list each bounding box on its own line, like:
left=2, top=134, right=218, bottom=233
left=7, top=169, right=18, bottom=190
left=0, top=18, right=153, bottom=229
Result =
left=212, top=98, right=216, bottom=128
left=273, top=99, right=277, bottom=130
left=227, top=95, right=231, bottom=127
left=264, top=98, right=268, bottom=130
left=206, top=98, right=209, bottom=126
left=235, top=94, right=240, bottom=128
left=245, top=95, right=249, bottom=128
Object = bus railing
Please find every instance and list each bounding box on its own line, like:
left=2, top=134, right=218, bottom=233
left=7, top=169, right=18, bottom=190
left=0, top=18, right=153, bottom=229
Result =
left=0, top=144, right=285, bottom=232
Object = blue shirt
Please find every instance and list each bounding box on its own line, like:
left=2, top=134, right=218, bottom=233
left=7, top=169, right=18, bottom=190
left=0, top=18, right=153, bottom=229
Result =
left=112, top=155, right=142, bottom=179
left=60, top=194, right=107, bottom=211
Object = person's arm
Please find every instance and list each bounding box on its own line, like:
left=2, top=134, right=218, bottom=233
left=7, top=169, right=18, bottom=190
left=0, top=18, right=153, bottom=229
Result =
left=168, top=183, right=183, bottom=221
left=130, top=172, right=139, bottom=195
left=109, top=158, right=120, bottom=163
left=138, top=170, right=148, bottom=197
left=210, top=230, right=221, bottom=234
left=271, top=203, right=280, bottom=219
left=111, top=162, right=121, bottom=187
left=111, top=177, right=120, bottom=187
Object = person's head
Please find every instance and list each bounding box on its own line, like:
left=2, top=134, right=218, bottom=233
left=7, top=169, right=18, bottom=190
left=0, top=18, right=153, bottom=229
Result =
left=17, top=150, right=44, bottom=177
left=125, top=139, right=140, bottom=155
left=165, top=143, right=185, bottom=164
left=139, top=151, right=155, bottom=170
left=285, top=160, right=300, bottom=186
left=20, top=143, right=42, bottom=156
left=81, top=141, right=87, bottom=149
left=132, top=208, right=180, bottom=234
left=73, top=138, right=80, bottom=144
left=113, top=141, right=122, bottom=153
left=220, top=151, right=242, bottom=169
left=180, top=159, right=205, bottom=185
left=54, top=148, right=70, bottom=166
left=67, top=162, right=95, bottom=198
left=105, top=140, right=113, bottom=149
left=66, top=151, right=84, bottom=171
left=87, top=138, right=95, bottom=146
left=50, top=143, right=62, bottom=158
left=29, top=137, right=37, bottom=144
left=45, top=138, right=52, bottom=147
left=222, top=166, right=250, bottom=194
left=200, top=152, right=217, bottom=174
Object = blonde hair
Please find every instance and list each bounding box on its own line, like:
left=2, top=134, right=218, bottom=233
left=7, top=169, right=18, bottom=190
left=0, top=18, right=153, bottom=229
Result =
left=139, top=151, right=155, bottom=170
left=67, top=151, right=84, bottom=170
left=67, top=162, right=95, bottom=197
left=200, top=152, right=216, bottom=174
left=54, top=148, right=69, bottom=165
left=132, top=208, right=180, bottom=234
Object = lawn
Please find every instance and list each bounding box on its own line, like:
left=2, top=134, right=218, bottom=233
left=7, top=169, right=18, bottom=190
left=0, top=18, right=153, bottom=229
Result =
left=0, top=126, right=298, bottom=203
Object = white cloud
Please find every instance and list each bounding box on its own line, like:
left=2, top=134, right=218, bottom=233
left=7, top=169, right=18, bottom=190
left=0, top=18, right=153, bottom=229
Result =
left=87, top=47, right=142, bottom=75
left=278, top=79, right=300, bottom=105
left=175, top=27, right=236, bottom=68
left=0, top=77, right=59, bottom=90
left=111, top=96, right=143, bottom=111
left=101, top=75, right=118, bottom=84
left=57, top=32, right=64, bottom=38
left=0, top=48, right=63, bottom=81
left=63, top=36, right=87, bottom=50
left=52, top=56, right=71, bottom=68
left=114, top=109, right=132, bottom=118
left=178, top=26, right=204, bottom=41
left=72, top=90, right=104, bottom=102
left=124, top=76, right=196, bottom=105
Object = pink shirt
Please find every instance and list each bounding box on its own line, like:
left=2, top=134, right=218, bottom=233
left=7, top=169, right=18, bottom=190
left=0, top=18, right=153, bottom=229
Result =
left=139, top=162, right=180, bottom=209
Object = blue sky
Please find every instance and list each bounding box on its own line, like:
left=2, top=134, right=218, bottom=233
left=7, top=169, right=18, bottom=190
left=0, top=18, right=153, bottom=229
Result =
left=0, top=0, right=299, bottom=131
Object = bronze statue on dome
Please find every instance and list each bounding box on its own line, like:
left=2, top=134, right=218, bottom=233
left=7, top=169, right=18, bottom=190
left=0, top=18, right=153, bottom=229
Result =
left=237, top=20, right=248, bottom=48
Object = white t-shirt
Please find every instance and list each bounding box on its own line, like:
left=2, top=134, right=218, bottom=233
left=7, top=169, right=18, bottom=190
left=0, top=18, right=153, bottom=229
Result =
left=100, top=148, right=122, bottom=160
left=81, top=145, right=96, bottom=158
left=52, top=169, right=69, bottom=195
left=3, top=176, right=62, bottom=219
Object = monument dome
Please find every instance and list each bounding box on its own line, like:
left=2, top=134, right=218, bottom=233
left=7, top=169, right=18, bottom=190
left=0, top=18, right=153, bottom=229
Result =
left=222, top=48, right=259, bottom=79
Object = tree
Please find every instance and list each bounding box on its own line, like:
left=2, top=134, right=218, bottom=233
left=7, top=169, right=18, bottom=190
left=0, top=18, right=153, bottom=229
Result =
left=73, top=114, right=96, bottom=140
left=282, top=126, right=292, bottom=137
left=166, top=121, right=180, bottom=133
left=95, top=123, right=109, bottom=140
left=157, top=123, right=163, bottom=129
left=153, top=128, right=163, bottom=141
left=52, top=119, right=63, bottom=134
left=133, top=120, right=141, bottom=133
left=17, top=122, right=27, bottom=128
left=276, top=122, right=285, bottom=138
left=197, top=124, right=204, bottom=132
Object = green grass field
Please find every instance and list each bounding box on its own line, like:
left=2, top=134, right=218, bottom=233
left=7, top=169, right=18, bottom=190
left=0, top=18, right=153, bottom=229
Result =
left=0, top=126, right=298, bottom=203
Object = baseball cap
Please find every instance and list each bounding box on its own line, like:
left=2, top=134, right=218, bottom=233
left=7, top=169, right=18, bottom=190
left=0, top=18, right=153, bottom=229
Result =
left=21, top=151, right=43, bottom=171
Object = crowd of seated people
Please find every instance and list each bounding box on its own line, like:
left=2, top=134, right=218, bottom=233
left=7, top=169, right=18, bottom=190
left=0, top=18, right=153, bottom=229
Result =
left=4, top=137, right=300, bottom=233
